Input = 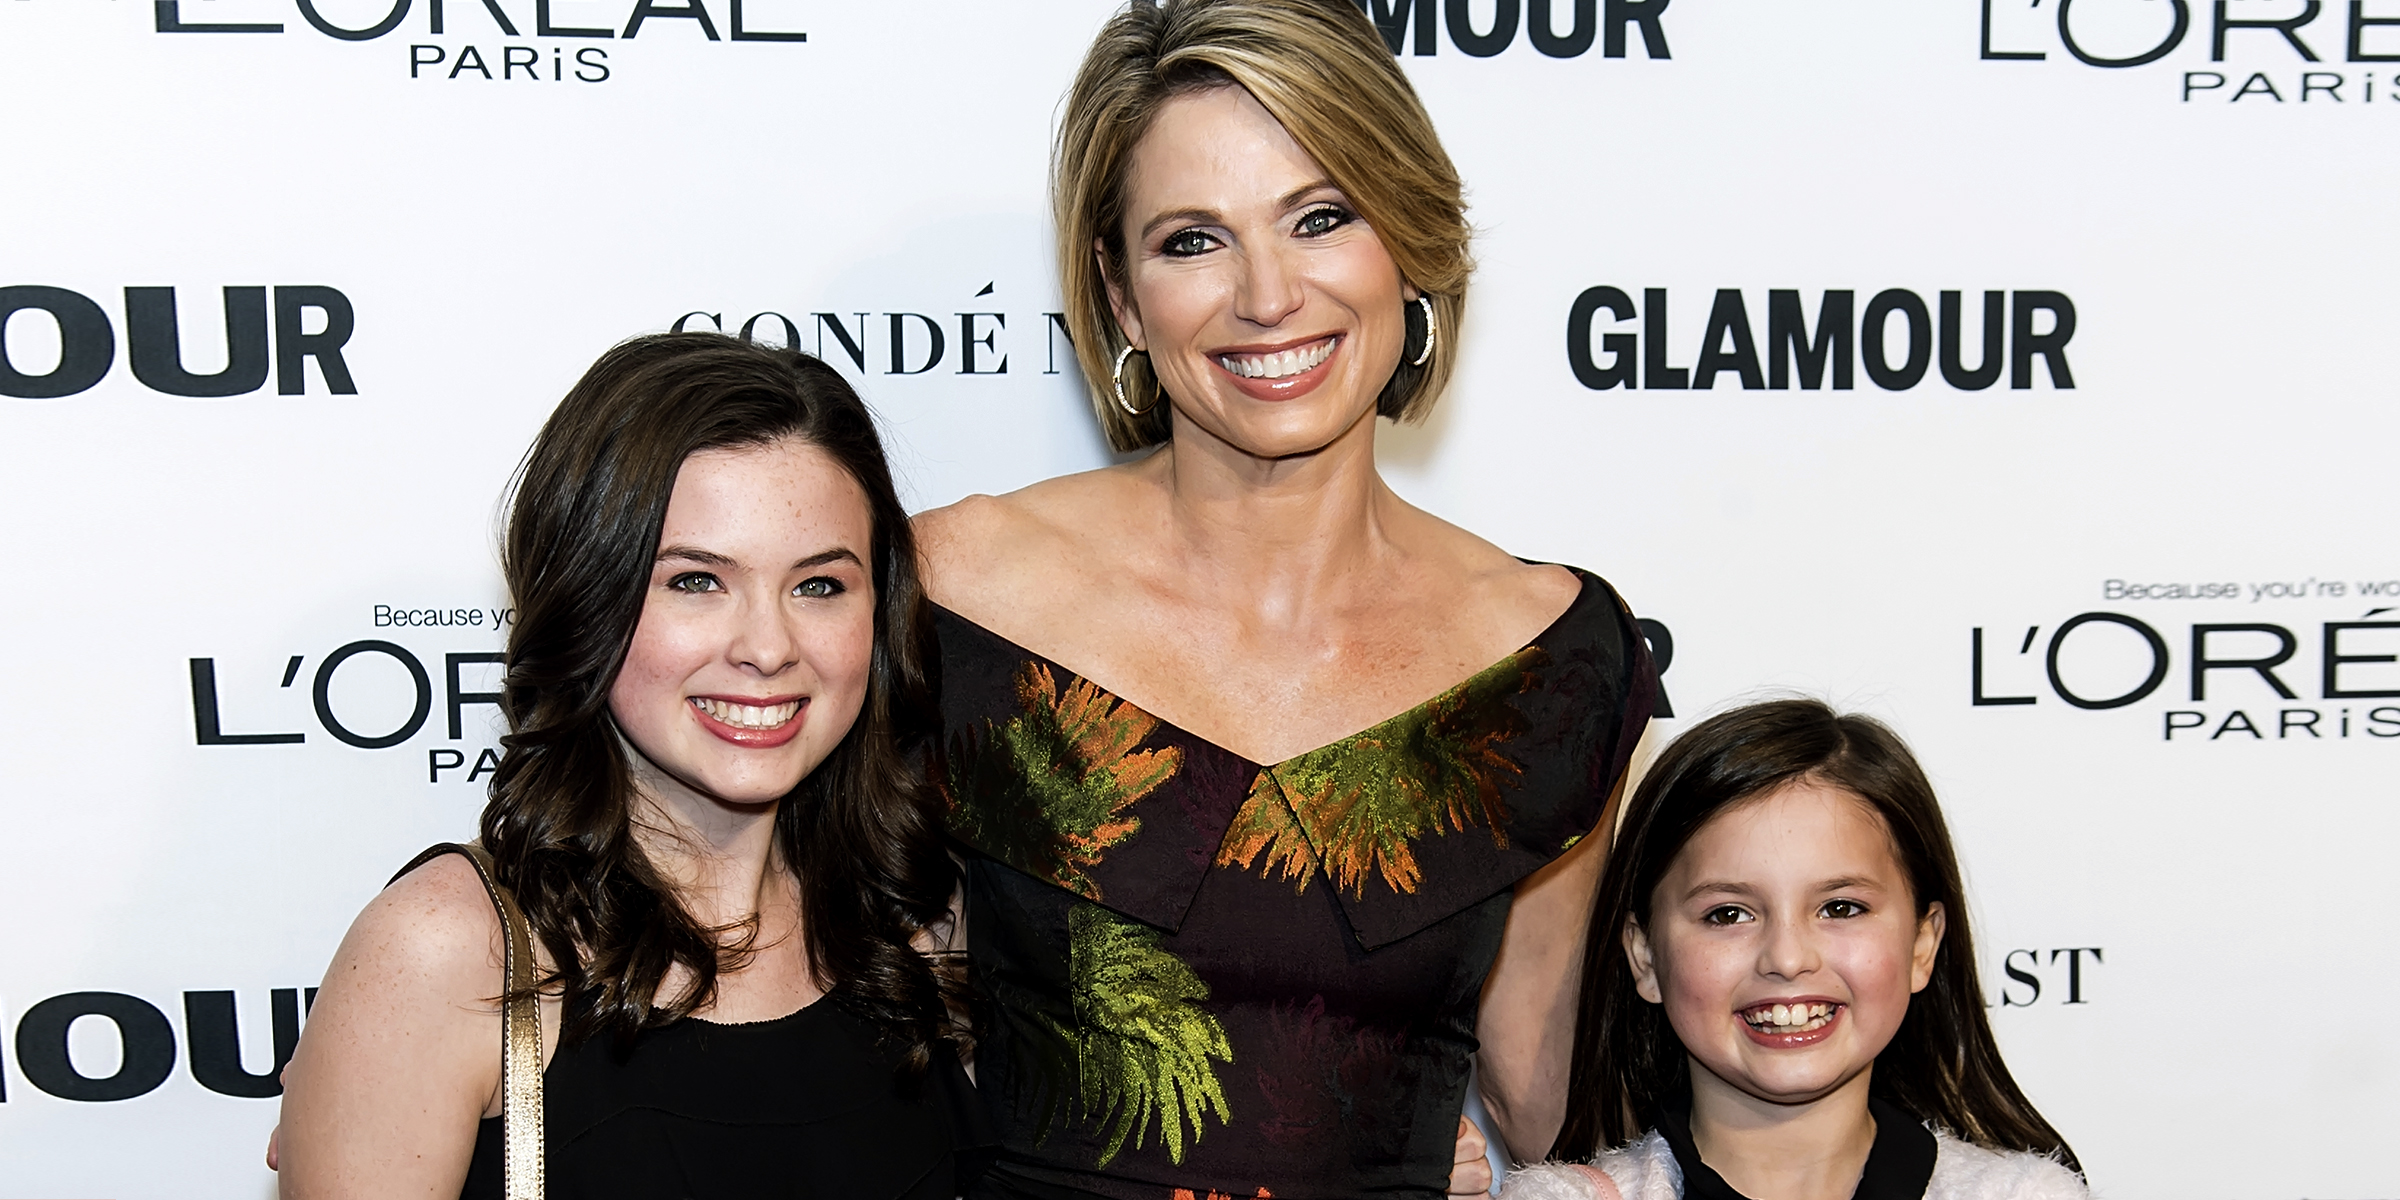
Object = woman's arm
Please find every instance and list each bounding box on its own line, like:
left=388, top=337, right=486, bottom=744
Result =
left=1474, top=747, right=1641, bottom=1163
left=276, top=854, right=518, bottom=1199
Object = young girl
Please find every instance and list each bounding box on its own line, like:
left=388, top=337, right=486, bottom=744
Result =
left=1507, top=700, right=2086, bottom=1200
left=275, top=334, right=988, bottom=1198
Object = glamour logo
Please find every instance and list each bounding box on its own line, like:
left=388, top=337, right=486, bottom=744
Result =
left=1352, top=0, right=1670, bottom=59
left=1, top=987, right=310, bottom=1102
left=0, top=284, right=355, bottom=399
left=1636, top=619, right=1677, bottom=717
left=1565, top=287, right=2075, bottom=392
left=1981, top=0, right=2400, bottom=103
left=1968, top=611, right=2400, bottom=740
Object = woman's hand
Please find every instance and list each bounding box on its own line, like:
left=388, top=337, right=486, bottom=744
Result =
left=1448, top=1115, right=1494, bottom=1195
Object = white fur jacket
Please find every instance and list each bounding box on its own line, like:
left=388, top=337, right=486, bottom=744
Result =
left=1501, top=1129, right=2089, bottom=1200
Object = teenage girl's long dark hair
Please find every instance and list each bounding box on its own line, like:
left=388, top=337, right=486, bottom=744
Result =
left=480, top=332, right=956, bottom=1066
left=1552, top=699, right=2078, bottom=1171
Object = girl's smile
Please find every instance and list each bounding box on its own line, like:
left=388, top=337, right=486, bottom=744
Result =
left=687, top=694, right=808, bottom=748
left=1737, top=997, right=1844, bottom=1048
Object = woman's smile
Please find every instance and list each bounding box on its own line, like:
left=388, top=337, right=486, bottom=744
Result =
left=1210, top=333, right=1341, bottom=400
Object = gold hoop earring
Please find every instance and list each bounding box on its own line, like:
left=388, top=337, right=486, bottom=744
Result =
left=1113, top=344, right=1154, bottom=417
left=1410, top=295, right=1438, bottom=368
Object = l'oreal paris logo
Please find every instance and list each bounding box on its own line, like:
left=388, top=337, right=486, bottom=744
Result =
left=145, top=0, right=804, bottom=41
left=1981, top=0, right=2400, bottom=104
left=105, top=0, right=809, bottom=83
left=1968, top=610, right=2400, bottom=741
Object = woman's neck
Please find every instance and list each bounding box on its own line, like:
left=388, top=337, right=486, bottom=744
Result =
left=622, top=749, right=789, bottom=932
left=1686, top=1062, right=1878, bottom=1200
left=1144, top=405, right=1404, bottom=611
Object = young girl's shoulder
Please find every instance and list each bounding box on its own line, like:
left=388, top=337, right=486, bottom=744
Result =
left=1500, top=1132, right=1679, bottom=1200
left=1929, top=1130, right=2090, bottom=1200
left=1501, top=1129, right=2088, bottom=1200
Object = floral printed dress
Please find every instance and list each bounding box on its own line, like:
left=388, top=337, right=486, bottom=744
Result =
left=935, top=568, right=1655, bottom=1200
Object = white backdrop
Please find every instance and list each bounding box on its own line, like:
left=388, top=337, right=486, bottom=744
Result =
left=1, top=1, right=2393, bottom=1196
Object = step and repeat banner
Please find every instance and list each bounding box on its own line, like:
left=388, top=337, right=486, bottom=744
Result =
left=0, top=0, right=2391, bottom=1195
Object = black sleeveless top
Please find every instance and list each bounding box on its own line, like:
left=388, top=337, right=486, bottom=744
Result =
left=458, top=995, right=992, bottom=1200
left=933, top=568, right=1656, bottom=1199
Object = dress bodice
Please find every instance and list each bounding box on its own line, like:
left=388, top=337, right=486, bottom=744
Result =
left=457, top=996, right=990, bottom=1200
left=935, top=568, right=1656, bottom=1199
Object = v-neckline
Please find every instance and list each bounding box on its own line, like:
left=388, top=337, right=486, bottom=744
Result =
left=930, top=566, right=1594, bottom=768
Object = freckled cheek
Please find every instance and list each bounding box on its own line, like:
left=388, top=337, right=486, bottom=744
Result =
left=611, top=624, right=705, bottom=721
left=798, top=615, right=877, bottom=713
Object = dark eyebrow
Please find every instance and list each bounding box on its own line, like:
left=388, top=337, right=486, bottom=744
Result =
left=1814, top=876, right=1886, bottom=893
left=1136, top=179, right=1342, bottom=242
left=794, top=547, right=863, bottom=571
left=656, top=546, right=864, bottom=572
left=656, top=545, right=736, bottom=567
left=1682, top=880, right=1760, bottom=903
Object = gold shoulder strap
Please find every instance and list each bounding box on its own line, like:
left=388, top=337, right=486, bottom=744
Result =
left=393, top=843, right=546, bottom=1200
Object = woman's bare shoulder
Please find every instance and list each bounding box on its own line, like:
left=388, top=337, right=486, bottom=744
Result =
left=1394, top=504, right=1585, bottom=631
left=278, top=853, right=517, bottom=1188
left=913, top=467, right=1146, bottom=609
left=337, top=852, right=508, bottom=991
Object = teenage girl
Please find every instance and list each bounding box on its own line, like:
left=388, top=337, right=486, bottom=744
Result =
left=1507, top=700, right=2087, bottom=1200
left=275, top=334, right=988, bottom=1197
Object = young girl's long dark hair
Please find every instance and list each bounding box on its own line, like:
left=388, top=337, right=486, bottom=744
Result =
left=1552, top=699, right=2077, bottom=1170
left=480, top=332, right=956, bottom=1067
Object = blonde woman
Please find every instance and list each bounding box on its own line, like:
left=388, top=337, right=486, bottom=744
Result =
left=914, top=2, right=1656, bottom=1196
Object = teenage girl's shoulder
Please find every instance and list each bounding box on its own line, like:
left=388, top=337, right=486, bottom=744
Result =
left=320, top=851, right=513, bottom=1024
left=1927, top=1132, right=2092, bottom=1200
left=277, top=847, right=519, bottom=1169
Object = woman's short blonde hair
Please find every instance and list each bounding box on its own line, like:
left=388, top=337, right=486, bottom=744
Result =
left=1056, top=0, right=1474, bottom=453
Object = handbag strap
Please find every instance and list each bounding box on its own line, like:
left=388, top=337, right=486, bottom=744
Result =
left=392, top=842, right=546, bottom=1200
